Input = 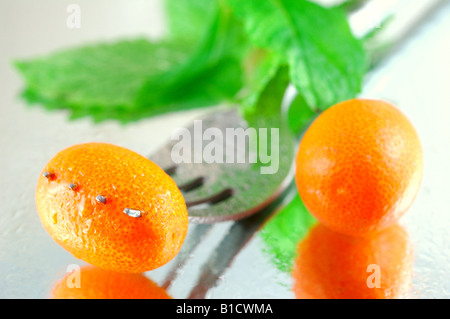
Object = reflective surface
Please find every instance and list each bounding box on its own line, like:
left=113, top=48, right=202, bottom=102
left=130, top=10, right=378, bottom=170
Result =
left=1, top=0, right=449, bottom=299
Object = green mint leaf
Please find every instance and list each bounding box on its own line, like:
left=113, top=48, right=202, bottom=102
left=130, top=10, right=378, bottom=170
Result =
left=21, top=55, right=240, bottom=124
left=243, top=65, right=290, bottom=126
left=241, top=56, right=318, bottom=136
left=335, top=0, right=369, bottom=13
left=227, top=0, right=367, bottom=112
left=135, top=3, right=248, bottom=111
left=239, top=50, right=284, bottom=110
left=15, top=39, right=191, bottom=120
left=241, top=66, right=297, bottom=174
left=165, top=0, right=219, bottom=41
left=133, top=57, right=244, bottom=118
left=286, top=94, right=318, bottom=134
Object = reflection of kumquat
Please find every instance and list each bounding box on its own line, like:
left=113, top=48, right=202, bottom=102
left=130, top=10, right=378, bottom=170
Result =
left=293, top=223, right=413, bottom=299
left=295, top=99, right=423, bottom=236
left=35, top=142, right=188, bottom=273
left=51, top=266, right=171, bottom=299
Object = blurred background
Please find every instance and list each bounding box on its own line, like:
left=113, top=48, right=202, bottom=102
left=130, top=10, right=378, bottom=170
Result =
left=0, top=0, right=449, bottom=298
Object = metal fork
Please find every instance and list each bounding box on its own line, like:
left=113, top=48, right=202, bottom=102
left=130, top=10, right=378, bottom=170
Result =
left=149, top=0, right=446, bottom=299
left=149, top=107, right=298, bottom=295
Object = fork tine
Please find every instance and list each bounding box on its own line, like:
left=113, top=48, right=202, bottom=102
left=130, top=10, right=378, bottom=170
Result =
left=178, top=177, right=205, bottom=192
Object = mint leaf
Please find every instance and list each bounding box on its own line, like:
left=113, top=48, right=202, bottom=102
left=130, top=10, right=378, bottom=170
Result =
left=241, top=56, right=318, bottom=136
left=241, top=66, right=297, bottom=176
left=165, top=0, right=218, bottom=41
left=133, top=57, right=244, bottom=118
left=15, top=39, right=191, bottom=120
left=243, top=65, right=290, bottom=126
left=239, top=50, right=284, bottom=110
left=15, top=0, right=370, bottom=125
left=336, top=0, right=369, bottom=13
left=227, top=0, right=367, bottom=112
left=135, top=3, right=248, bottom=111
left=286, top=94, right=318, bottom=134
left=20, top=55, right=240, bottom=124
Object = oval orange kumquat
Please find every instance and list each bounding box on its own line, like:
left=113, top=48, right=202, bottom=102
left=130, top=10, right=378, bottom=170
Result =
left=36, top=142, right=188, bottom=273
left=295, top=99, right=423, bottom=236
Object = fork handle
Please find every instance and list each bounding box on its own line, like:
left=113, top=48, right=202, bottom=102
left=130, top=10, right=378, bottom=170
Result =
left=188, top=182, right=297, bottom=299
left=161, top=223, right=214, bottom=290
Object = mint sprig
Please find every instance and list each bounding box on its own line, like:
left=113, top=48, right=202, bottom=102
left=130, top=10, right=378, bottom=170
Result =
left=15, top=0, right=369, bottom=130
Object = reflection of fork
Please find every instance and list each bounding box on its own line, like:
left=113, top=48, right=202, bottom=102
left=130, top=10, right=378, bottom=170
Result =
left=149, top=0, right=445, bottom=299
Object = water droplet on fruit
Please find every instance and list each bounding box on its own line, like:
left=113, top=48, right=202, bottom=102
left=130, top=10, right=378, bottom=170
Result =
left=95, top=195, right=107, bottom=204
left=123, top=208, right=142, bottom=218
